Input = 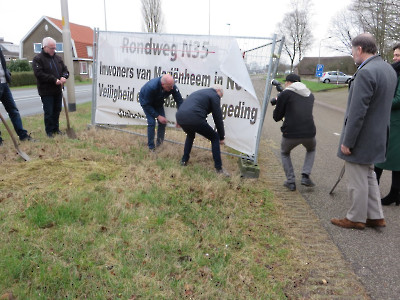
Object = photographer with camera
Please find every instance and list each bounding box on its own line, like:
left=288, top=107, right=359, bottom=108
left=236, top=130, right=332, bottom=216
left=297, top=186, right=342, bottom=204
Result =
left=33, top=37, right=69, bottom=138
left=272, top=74, right=316, bottom=191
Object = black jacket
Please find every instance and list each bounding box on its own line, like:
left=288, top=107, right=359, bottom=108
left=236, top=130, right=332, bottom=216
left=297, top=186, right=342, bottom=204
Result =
left=0, top=48, right=11, bottom=83
left=176, top=88, right=225, bottom=140
left=32, top=50, right=69, bottom=96
left=273, top=82, right=316, bottom=139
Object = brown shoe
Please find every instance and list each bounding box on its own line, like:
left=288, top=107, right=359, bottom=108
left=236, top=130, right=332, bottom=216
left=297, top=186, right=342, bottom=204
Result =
left=366, top=218, right=386, bottom=228
left=331, top=218, right=366, bottom=230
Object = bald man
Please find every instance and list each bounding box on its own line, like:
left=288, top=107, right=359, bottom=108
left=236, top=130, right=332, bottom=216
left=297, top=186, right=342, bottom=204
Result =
left=139, top=74, right=183, bottom=151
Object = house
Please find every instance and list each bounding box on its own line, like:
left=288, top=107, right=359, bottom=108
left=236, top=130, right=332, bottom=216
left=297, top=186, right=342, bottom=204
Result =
left=20, top=16, right=93, bottom=79
left=296, top=56, right=357, bottom=76
left=0, top=38, right=19, bottom=60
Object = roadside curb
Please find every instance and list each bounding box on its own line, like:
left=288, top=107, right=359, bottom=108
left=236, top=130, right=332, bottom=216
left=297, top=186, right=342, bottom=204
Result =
left=256, top=143, right=370, bottom=299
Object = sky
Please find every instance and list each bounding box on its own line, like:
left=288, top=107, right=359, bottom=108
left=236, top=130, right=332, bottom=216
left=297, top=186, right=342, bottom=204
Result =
left=0, top=0, right=350, bottom=59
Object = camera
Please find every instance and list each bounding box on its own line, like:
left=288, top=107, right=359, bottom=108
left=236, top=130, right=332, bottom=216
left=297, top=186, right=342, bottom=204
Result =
left=270, top=79, right=283, bottom=106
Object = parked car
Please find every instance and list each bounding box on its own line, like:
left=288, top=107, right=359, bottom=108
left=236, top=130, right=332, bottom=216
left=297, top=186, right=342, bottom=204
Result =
left=320, top=71, right=352, bottom=84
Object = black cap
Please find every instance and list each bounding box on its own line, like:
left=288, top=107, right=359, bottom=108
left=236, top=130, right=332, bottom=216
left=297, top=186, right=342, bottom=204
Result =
left=285, top=73, right=301, bottom=82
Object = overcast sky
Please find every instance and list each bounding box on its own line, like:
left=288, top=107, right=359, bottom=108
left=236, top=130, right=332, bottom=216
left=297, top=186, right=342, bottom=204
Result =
left=1, top=0, right=350, bottom=58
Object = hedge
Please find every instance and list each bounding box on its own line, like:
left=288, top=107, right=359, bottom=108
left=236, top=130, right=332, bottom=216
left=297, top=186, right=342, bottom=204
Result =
left=9, top=72, right=37, bottom=87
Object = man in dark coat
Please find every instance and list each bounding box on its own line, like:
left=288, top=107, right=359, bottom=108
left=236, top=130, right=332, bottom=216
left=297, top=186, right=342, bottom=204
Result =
left=176, top=85, right=229, bottom=176
left=0, top=48, right=33, bottom=144
left=139, top=74, right=182, bottom=151
left=331, top=33, right=397, bottom=230
left=33, top=37, right=69, bottom=138
left=273, top=73, right=316, bottom=191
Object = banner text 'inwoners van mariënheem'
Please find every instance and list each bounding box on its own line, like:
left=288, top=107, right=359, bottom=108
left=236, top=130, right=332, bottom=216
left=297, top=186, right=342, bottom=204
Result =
left=94, top=32, right=260, bottom=156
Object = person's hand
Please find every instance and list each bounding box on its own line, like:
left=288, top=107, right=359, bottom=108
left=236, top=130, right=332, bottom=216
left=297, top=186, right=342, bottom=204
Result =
left=157, top=115, right=168, bottom=124
left=341, top=144, right=351, bottom=155
left=56, top=79, right=62, bottom=85
left=60, top=77, right=67, bottom=84
left=175, top=123, right=181, bottom=128
left=220, top=139, right=225, bottom=145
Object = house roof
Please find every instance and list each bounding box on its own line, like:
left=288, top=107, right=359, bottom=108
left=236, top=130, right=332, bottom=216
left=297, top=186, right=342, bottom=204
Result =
left=47, top=16, right=93, bottom=59
left=21, top=16, right=93, bottom=59
left=297, top=56, right=357, bottom=76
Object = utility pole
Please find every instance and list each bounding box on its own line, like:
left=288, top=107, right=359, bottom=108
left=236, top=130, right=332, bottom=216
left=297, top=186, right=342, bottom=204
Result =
left=60, top=0, right=76, bottom=111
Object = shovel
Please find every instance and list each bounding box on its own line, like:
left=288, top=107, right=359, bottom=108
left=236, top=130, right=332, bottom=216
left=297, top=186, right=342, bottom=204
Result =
left=329, top=163, right=345, bottom=194
left=0, top=111, right=30, bottom=161
left=62, top=92, right=77, bottom=139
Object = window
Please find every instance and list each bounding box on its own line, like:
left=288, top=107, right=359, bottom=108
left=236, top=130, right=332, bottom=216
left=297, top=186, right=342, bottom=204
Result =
left=56, top=43, right=63, bottom=52
left=34, top=43, right=42, bottom=53
left=87, top=46, right=93, bottom=57
left=34, top=42, right=63, bottom=53
left=80, top=62, right=88, bottom=74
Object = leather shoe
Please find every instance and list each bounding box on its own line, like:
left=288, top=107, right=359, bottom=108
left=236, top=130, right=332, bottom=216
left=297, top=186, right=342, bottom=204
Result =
left=331, top=218, right=365, bottom=230
left=283, top=181, right=296, bottom=191
left=366, top=218, right=386, bottom=227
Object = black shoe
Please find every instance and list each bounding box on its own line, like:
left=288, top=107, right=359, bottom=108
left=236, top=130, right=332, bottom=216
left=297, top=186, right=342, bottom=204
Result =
left=216, top=168, right=230, bottom=177
left=20, top=134, right=36, bottom=142
left=301, top=175, right=315, bottom=187
left=0, top=138, right=3, bottom=146
left=47, top=133, right=54, bottom=138
left=180, top=160, right=188, bottom=166
left=283, top=181, right=296, bottom=191
left=53, top=130, right=65, bottom=135
left=381, top=188, right=400, bottom=206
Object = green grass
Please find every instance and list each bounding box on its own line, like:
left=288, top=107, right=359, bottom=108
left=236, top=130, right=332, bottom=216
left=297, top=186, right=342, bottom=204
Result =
left=275, top=78, right=348, bottom=93
left=0, top=103, right=293, bottom=299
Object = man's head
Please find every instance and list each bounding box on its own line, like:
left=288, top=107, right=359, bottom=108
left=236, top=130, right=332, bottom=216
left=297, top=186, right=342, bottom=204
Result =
left=351, top=33, right=377, bottom=65
left=212, top=84, right=224, bottom=98
left=393, top=43, right=400, bottom=63
left=42, top=37, right=57, bottom=56
left=284, top=73, right=301, bottom=87
left=161, top=74, right=175, bottom=92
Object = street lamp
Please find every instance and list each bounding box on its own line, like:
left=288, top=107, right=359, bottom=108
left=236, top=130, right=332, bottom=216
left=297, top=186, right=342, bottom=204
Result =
left=227, top=23, right=231, bottom=36
left=318, top=36, right=333, bottom=65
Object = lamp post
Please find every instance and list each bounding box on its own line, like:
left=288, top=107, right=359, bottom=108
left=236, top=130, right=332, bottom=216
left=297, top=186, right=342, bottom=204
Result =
left=227, top=23, right=231, bottom=36
left=318, top=36, right=333, bottom=65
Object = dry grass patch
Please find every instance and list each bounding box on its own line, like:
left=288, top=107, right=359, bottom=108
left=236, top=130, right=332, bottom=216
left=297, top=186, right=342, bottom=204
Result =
left=0, top=103, right=293, bottom=299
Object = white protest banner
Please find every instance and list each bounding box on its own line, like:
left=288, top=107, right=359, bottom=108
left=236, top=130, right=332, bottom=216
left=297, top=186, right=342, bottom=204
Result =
left=95, top=31, right=260, bottom=156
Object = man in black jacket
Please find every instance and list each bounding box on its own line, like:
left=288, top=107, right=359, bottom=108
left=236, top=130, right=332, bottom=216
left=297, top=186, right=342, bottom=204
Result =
left=176, top=85, right=229, bottom=176
left=33, top=37, right=69, bottom=137
left=273, top=74, right=316, bottom=191
left=0, top=48, right=33, bottom=145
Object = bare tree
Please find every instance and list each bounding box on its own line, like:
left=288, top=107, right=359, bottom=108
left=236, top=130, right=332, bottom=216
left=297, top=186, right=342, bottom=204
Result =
left=328, top=8, right=363, bottom=55
left=141, top=0, right=164, bottom=33
left=276, top=0, right=313, bottom=72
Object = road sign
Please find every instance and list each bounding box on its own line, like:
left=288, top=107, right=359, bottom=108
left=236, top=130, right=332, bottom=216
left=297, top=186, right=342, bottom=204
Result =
left=315, top=64, right=324, bottom=77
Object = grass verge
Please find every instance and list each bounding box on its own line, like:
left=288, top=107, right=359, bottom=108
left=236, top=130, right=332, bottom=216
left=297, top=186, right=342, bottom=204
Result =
left=0, top=102, right=294, bottom=299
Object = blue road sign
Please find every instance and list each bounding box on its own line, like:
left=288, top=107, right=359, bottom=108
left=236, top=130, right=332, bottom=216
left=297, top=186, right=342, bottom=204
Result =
left=315, top=64, right=324, bottom=77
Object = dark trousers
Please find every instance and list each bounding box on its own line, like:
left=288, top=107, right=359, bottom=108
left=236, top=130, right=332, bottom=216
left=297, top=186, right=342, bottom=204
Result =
left=375, top=167, right=400, bottom=188
left=0, top=83, right=28, bottom=140
left=180, top=122, right=222, bottom=170
left=142, top=105, right=166, bottom=150
left=41, top=93, right=62, bottom=135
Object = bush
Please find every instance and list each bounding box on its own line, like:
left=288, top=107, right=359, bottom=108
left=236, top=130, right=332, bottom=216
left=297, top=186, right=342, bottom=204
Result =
left=7, top=59, right=32, bottom=72
left=9, top=71, right=36, bottom=87
left=74, top=75, right=83, bottom=82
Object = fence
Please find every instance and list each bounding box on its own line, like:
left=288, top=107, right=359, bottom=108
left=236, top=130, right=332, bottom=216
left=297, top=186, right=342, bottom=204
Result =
left=91, top=29, right=284, bottom=166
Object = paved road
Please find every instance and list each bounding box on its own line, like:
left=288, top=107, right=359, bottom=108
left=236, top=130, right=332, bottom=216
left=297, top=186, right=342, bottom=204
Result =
left=1, top=84, right=92, bottom=118
left=262, top=84, right=397, bottom=299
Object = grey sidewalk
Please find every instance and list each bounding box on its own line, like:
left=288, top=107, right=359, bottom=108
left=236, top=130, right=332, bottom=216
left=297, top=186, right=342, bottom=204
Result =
left=257, top=142, right=370, bottom=299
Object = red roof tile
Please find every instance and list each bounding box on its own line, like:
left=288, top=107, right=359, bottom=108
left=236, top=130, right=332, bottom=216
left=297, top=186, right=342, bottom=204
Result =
left=47, top=16, right=93, bottom=59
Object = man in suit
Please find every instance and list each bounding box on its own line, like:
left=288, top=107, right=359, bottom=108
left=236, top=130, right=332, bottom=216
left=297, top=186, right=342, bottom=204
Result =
left=0, top=48, right=33, bottom=145
left=331, top=33, right=398, bottom=230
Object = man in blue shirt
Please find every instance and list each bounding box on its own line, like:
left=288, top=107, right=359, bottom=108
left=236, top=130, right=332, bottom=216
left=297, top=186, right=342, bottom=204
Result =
left=139, top=74, right=183, bottom=151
